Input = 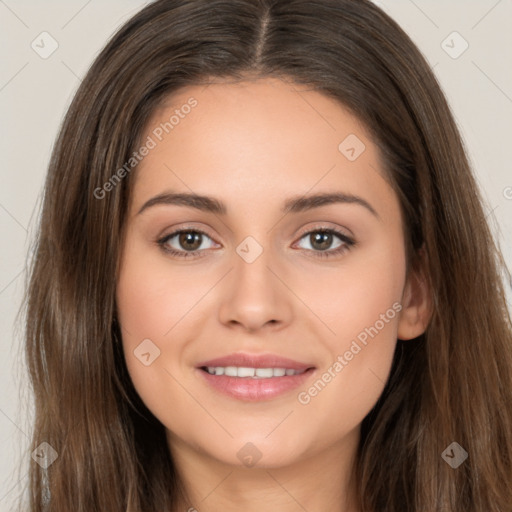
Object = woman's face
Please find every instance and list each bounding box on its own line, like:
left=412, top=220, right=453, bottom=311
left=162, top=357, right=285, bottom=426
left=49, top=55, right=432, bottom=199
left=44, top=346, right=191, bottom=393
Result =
left=116, top=77, right=422, bottom=469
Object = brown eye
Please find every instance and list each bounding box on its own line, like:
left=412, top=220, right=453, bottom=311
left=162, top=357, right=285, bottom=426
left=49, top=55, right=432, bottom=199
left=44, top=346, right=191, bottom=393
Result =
left=295, top=228, right=356, bottom=259
left=309, top=231, right=335, bottom=251
left=178, top=231, right=203, bottom=251
left=158, top=229, right=217, bottom=257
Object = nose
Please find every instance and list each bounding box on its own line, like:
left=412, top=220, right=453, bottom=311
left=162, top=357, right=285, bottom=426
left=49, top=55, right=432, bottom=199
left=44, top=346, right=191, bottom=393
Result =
left=217, top=242, right=293, bottom=333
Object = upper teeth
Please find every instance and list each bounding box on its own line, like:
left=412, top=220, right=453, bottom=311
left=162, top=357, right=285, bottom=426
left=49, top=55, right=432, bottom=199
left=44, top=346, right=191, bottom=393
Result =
left=205, top=366, right=305, bottom=378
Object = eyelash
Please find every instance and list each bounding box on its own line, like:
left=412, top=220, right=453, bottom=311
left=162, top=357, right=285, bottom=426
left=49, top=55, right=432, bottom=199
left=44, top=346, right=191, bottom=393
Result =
left=156, top=226, right=356, bottom=260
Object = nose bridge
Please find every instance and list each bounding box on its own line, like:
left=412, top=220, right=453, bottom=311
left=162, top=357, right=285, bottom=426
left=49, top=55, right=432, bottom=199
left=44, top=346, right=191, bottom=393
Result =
left=233, top=234, right=276, bottom=301
left=217, top=233, right=293, bottom=330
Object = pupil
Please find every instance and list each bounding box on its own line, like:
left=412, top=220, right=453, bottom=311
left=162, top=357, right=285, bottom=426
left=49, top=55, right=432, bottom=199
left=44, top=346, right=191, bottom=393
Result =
left=312, top=232, right=332, bottom=250
left=180, top=232, right=201, bottom=250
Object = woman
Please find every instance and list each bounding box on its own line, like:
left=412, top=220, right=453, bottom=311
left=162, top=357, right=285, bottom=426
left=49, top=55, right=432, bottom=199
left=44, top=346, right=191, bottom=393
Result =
left=23, top=0, right=512, bottom=510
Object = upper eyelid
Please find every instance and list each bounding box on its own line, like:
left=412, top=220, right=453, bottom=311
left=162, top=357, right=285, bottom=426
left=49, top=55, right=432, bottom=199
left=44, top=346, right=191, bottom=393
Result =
left=295, top=223, right=353, bottom=239
left=158, top=223, right=216, bottom=240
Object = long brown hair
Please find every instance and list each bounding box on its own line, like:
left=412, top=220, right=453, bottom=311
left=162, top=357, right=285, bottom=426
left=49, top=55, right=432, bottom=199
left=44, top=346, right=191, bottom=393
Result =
left=22, top=0, right=512, bottom=510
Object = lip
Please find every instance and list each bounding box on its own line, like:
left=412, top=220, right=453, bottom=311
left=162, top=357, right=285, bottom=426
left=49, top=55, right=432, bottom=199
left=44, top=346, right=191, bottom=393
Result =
left=196, top=352, right=314, bottom=371
left=195, top=352, right=316, bottom=402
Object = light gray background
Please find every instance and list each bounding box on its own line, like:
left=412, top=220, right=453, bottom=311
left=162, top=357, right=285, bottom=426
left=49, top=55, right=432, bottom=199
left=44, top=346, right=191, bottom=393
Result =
left=1, top=0, right=511, bottom=509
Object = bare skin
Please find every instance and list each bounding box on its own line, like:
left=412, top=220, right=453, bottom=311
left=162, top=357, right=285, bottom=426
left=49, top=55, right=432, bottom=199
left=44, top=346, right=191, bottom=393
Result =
left=116, top=77, right=431, bottom=512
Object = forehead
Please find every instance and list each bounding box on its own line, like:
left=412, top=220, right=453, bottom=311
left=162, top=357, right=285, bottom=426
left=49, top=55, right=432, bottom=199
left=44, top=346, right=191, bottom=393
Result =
left=130, top=77, right=395, bottom=218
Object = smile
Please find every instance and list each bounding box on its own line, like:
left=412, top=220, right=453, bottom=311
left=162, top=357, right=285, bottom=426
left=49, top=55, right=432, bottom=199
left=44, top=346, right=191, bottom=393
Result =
left=201, top=366, right=308, bottom=378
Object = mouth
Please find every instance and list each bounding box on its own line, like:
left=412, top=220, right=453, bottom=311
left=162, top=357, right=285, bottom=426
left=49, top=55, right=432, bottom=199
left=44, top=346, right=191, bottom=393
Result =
left=201, top=365, right=310, bottom=377
left=195, top=353, right=316, bottom=401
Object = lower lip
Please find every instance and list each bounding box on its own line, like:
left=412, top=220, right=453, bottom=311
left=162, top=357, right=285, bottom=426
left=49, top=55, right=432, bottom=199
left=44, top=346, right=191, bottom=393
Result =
left=196, top=368, right=315, bottom=401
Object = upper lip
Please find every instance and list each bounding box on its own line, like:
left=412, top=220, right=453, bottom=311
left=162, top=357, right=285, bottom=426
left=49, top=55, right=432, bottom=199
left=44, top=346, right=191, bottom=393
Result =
left=196, top=352, right=315, bottom=371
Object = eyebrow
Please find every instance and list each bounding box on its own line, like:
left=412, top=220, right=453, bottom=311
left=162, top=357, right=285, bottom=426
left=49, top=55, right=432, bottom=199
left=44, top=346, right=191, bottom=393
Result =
left=137, top=191, right=379, bottom=218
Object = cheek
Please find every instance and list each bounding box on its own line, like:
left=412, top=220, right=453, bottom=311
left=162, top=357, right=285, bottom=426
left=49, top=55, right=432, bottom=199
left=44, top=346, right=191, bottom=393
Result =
left=306, top=234, right=405, bottom=345
left=115, top=245, right=224, bottom=427
left=294, top=240, right=405, bottom=431
left=294, top=300, right=400, bottom=455
left=116, top=267, right=188, bottom=437
left=116, top=244, right=206, bottom=339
